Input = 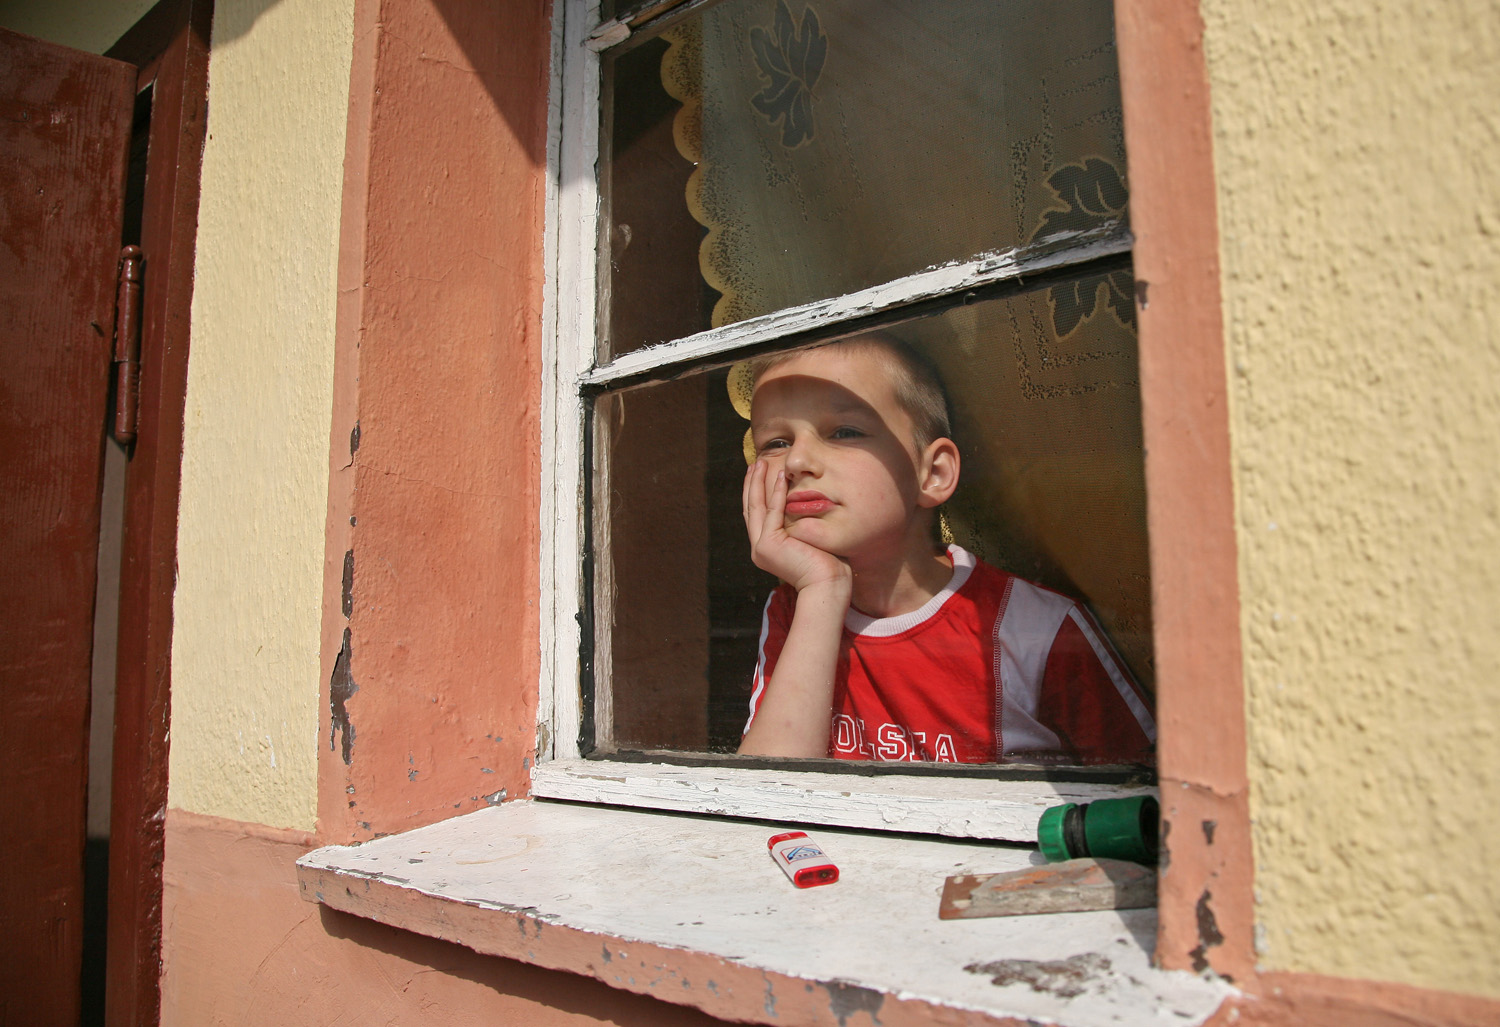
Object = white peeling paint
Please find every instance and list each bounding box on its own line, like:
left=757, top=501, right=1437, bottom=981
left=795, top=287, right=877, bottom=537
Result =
left=539, top=0, right=598, bottom=763
left=299, top=801, right=1232, bottom=1027
left=579, top=225, right=1131, bottom=390
left=532, top=758, right=1154, bottom=843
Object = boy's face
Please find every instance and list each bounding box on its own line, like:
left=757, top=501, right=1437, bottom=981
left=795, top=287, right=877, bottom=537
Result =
left=750, top=343, right=940, bottom=563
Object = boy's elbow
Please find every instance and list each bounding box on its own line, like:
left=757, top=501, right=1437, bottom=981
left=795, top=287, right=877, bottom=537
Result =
left=738, top=727, right=827, bottom=759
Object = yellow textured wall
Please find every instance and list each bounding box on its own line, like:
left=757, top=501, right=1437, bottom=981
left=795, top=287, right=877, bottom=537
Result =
left=0, top=0, right=157, bottom=54
left=168, top=0, right=354, bottom=830
left=1203, top=0, right=1500, bottom=997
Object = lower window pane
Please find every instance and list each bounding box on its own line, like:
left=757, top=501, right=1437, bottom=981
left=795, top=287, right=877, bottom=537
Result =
left=593, top=275, right=1152, bottom=764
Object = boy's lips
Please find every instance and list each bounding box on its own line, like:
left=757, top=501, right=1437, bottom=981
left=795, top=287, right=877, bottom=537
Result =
left=784, top=490, right=834, bottom=517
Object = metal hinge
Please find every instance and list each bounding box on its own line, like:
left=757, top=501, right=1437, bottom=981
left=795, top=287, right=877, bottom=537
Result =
left=112, top=245, right=143, bottom=444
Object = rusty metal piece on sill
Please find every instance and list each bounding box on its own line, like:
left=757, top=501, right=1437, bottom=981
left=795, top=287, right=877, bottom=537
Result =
left=938, top=857, right=1157, bottom=920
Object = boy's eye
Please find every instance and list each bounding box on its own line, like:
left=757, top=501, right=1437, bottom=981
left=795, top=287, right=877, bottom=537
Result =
left=758, top=438, right=789, bottom=452
left=830, top=426, right=866, bottom=440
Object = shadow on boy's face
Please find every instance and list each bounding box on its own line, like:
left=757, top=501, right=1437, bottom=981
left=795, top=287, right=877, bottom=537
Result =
left=749, top=371, right=922, bottom=495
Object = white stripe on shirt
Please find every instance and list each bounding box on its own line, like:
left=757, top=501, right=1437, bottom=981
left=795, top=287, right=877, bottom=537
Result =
left=744, top=591, right=776, bottom=735
left=993, top=577, right=1068, bottom=754
left=1066, top=607, right=1157, bottom=742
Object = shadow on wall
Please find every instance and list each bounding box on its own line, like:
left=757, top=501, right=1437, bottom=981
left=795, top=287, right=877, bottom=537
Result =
left=208, top=0, right=548, bottom=173
left=199, top=0, right=279, bottom=44
left=317, top=906, right=734, bottom=1026
left=429, top=0, right=550, bottom=169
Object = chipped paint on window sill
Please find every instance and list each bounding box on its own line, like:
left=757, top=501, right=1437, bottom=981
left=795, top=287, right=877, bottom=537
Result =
left=298, top=801, right=1232, bottom=1026
left=532, top=757, right=1156, bottom=844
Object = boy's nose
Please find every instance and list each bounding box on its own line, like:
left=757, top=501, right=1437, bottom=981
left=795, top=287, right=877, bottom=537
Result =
left=783, top=435, right=822, bottom=476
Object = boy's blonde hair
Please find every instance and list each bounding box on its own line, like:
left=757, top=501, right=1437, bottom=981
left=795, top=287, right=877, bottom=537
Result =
left=749, top=333, right=953, bottom=451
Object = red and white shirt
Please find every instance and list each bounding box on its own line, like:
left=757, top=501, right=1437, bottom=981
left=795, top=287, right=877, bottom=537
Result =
left=745, top=546, right=1155, bottom=763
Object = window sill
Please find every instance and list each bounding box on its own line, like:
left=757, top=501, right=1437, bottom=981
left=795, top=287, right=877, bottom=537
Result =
left=531, top=757, right=1155, bottom=843
left=297, top=800, right=1231, bottom=1026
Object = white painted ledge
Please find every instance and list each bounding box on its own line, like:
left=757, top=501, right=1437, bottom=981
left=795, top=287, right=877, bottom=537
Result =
left=531, top=757, right=1156, bottom=843
left=298, top=801, right=1231, bottom=1027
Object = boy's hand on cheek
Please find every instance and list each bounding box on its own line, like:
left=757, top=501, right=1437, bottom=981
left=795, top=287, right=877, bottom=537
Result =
left=737, top=459, right=850, bottom=760
left=743, top=460, right=853, bottom=597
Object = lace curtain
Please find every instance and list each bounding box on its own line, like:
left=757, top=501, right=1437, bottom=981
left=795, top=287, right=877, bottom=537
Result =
left=662, top=0, right=1154, bottom=687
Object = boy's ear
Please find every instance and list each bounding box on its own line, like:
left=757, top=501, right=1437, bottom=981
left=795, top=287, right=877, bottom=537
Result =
left=916, top=438, right=960, bottom=508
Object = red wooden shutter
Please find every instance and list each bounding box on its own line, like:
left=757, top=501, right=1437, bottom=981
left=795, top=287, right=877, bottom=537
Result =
left=0, top=27, right=135, bottom=1026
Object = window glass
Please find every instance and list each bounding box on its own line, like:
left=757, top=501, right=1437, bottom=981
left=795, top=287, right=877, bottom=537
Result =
left=585, top=0, right=1150, bottom=769
left=593, top=282, right=1152, bottom=762
left=603, top=0, right=1129, bottom=357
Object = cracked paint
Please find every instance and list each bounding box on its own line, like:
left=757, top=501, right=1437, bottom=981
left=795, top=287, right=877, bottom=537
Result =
left=822, top=978, right=885, bottom=1026
left=341, top=549, right=354, bottom=618
left=328, top=628, right=357, bottom=764
left=1190, top=890, right=1225, bottom=973
left=582, top=223, right=1129, bottom=392
left=965, top=953, right=1111, bottom=1000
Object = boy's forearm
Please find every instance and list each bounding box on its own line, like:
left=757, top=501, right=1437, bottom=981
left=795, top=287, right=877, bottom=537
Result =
left=738, top=580, right=850, bottom=757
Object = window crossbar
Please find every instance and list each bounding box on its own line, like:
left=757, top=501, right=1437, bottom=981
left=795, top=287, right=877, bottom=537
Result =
left=579, top=222, right=1131, bottom=393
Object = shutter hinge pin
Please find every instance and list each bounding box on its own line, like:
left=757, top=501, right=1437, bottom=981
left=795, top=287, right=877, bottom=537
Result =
left=112, top=245, right=143, bottom=445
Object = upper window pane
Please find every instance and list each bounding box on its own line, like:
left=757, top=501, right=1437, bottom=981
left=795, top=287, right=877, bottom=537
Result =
left=602, top=0, right=1129, bottom=358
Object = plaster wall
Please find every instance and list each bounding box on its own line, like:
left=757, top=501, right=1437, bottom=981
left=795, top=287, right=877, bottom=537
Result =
left=0, top=0, right=157, bottom=53
left=167, top=0, right=355, bottom=829
left=314, top=0, right=548, bottom=843
left=1202, top=0, right=1500, bottom=995
left=160, top=809, right=732, bottom=1026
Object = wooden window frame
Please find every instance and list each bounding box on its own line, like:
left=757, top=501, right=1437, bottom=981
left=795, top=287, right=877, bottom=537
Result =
left=535, top=0, right=1162, bottom=843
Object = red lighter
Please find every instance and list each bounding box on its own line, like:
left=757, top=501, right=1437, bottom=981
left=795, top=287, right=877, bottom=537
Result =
left=768, top=830, right=840, bottom=888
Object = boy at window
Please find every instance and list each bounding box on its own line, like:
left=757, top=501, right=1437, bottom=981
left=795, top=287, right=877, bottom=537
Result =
left=738, top=335, right=1155, bottom=763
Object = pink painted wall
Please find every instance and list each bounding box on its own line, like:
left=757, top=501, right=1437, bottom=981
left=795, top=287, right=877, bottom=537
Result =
left=161, top=810, right=733, bottom=1026
left=1113, top=0, right=1251, bottom=980
left=318, top=0, right=548, bottom=842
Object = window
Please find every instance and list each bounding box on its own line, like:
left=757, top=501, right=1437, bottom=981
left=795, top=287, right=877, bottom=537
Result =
left=537, top=0, right=1154, bottom=837
left=301, top=0, right=1252, bottom=1000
